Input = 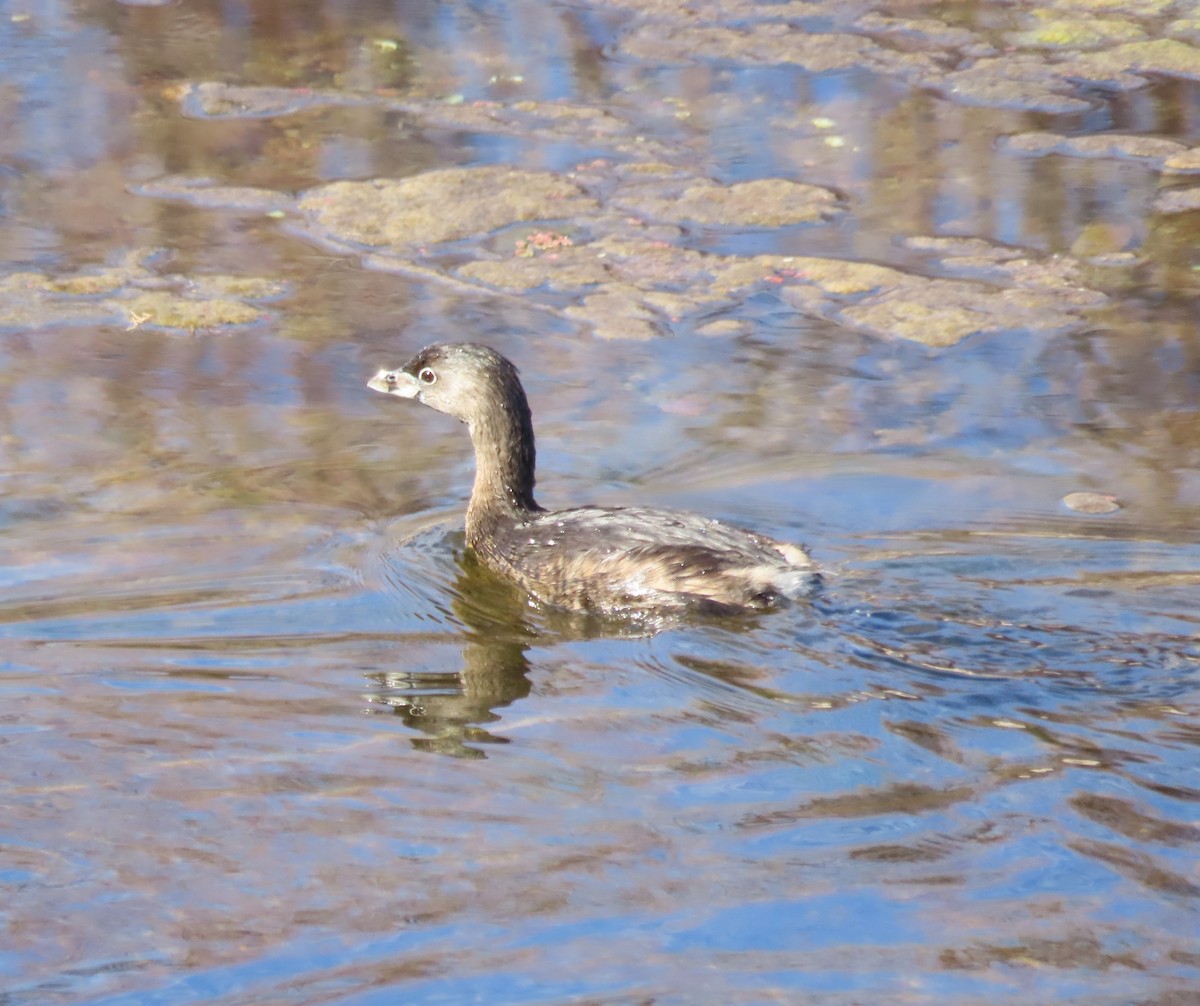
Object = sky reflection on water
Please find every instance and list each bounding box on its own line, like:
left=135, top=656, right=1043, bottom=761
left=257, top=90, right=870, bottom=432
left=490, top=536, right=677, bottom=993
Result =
left=2, top=1, right=1200, bottom=1004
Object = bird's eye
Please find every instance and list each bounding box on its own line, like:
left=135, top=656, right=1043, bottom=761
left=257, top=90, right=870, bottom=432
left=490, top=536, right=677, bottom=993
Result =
left=418, top=367, right=437, bottom=385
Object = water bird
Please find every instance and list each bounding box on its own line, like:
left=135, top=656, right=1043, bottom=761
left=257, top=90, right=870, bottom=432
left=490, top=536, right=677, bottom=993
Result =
left=368, top=343, right=818, bottom=616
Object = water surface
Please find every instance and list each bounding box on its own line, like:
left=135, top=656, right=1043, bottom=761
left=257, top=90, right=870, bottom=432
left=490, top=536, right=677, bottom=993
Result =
left=2, top=2, right=1199, bottom=1003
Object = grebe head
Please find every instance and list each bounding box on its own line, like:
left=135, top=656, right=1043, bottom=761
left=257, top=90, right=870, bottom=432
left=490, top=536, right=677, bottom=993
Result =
left=368, top=342, right=524, bottom=425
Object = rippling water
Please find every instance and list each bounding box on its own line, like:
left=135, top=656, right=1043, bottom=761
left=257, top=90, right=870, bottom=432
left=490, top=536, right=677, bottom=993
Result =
left=3, top=1, right=1200, bottom=1003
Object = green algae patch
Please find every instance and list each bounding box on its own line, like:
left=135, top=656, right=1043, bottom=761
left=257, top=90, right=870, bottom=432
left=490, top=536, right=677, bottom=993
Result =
left=936, top=56, right=1091, bottom=113
left=122, top=291, right=264, bottom=330
left=619, top=23, right=937, bottom=79
left=1153, top=186, right=1200, bottom=215
left=589, top=236, right=715, bottom=288
left=769, top=249, right=1107, bottom=347
left=1001, top=131, right=1188, bottom=165
left=832, top=278, right=1096, bottom=347
left=618, top=161, right=691, bottom=177
left=773, top=257, right=904, bottom=296
left=1170, top=17, right=1200, bottom=43
left=564, top=286, right=662, bottom=342
left=614, top=177, right=842, bottom=228
left=852, top=13, right=977, bottom=50
left=188, top=275, right=288, bottom=300
left=1043, top=0, right=1172, bottom=14
left=175, top=83, right=660, bottom=158
left=1013, top=19, right=1144, bottom=50
left=599, top=0, right=824, bottom=15
left=0, top=272, right=110, bottom=329
left=679, top=178, right=841, bottom=227
left=840, top=295, right=986, bottom=348
left=299, top=167, right=598, bottom=249
left=0, top=260, right=277, bottom=333
left=903, top=236, right=1026, bottom=263
left=44, top=272, right=130, bottom=296
left=1070, top=222, right=1135, bottom=259
left=508, top=100, right=624, bottom=132
left=1070, top=39, right=1200, bottom=84
left=457, top=246, right=612, bottom=292
left=1164, top=148, right=1200, bottom=174
left=707, top=255, right=903, bottom=297
left=705, top=257, right=795, bottom=294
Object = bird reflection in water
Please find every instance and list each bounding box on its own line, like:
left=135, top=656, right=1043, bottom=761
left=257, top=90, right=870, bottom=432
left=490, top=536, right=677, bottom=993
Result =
left=362, top=546, right=536, bottom=759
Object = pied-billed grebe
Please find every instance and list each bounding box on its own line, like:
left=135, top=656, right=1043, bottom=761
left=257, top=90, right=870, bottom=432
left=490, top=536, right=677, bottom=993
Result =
left=368, top=343, right=819, bottom=615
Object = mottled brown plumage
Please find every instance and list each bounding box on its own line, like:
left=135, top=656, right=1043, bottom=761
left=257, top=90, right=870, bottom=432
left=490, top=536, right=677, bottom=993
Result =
left=368, top=343, right=818, bottom=614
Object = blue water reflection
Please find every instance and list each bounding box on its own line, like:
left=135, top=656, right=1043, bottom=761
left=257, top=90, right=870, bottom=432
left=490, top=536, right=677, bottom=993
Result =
left=3, top=1, right=1200, bottom=1004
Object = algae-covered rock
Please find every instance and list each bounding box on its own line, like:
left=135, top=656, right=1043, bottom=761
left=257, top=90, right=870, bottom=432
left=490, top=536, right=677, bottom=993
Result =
left=1012, top=18, right=1144, bottom=50
left=588, top=235, right=714, bottom=288
left=0, top=272, right=110, bottom=329
left=188, top=275, right=288, bottom=300
left=839, top=294, right=986, bottom=347
left=1163, top=148, right=1200, bottom=174
left=1170, top=17, right=1200, bottom=44
left=681, top=178, right=842, bottom=227
left=771, top=249, right=1106, bottom=347
left=564, top=286, right=661, bottom=341
left=832, top=278, right=1093, bottom=347
left=619, top=23, right=937, bottom=78
left=1069, top=222, right=1135, bottom=258
left=1066, top=134, right=1186, bottom=162
left=772, top=257, right=904, bottom=296
left=1153, top=186, right=1200, bottom=214
left=614, top=177, right=841, bottom=228
left=122, top=291, right=264, bottom=330
left=0, top=260, right=276, bottom=333
left=935, top=56, right=1091, bottom=112
left=44, top=273, right=129, bottom=295
left=1000, top=132, right=1187, bottom=165
left=299, top=167, right=599, bottom=249
left=903, top=236, right=1026, bottom=263
left=1043, top=0, right=1172, bottom=17
left=598, top=0, right=823, bottom=15
left=1069, top=39, right=1200, bottom=84
left=456, top=246, right=612, bottom=292
left=852, top=13, right=977, bottom=50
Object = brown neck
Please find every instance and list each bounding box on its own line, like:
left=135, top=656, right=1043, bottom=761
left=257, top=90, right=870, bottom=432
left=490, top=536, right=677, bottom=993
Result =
left=464, top=390, right=541, bottom=544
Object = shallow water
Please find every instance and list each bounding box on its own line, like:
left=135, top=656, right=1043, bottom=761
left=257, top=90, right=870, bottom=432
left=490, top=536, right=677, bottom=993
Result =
left=3, top=1, right=1200, bottom=1003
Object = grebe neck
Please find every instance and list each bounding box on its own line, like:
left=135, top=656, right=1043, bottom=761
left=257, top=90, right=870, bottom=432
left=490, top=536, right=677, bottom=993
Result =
left=464, top=384, right=541, bottom=542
